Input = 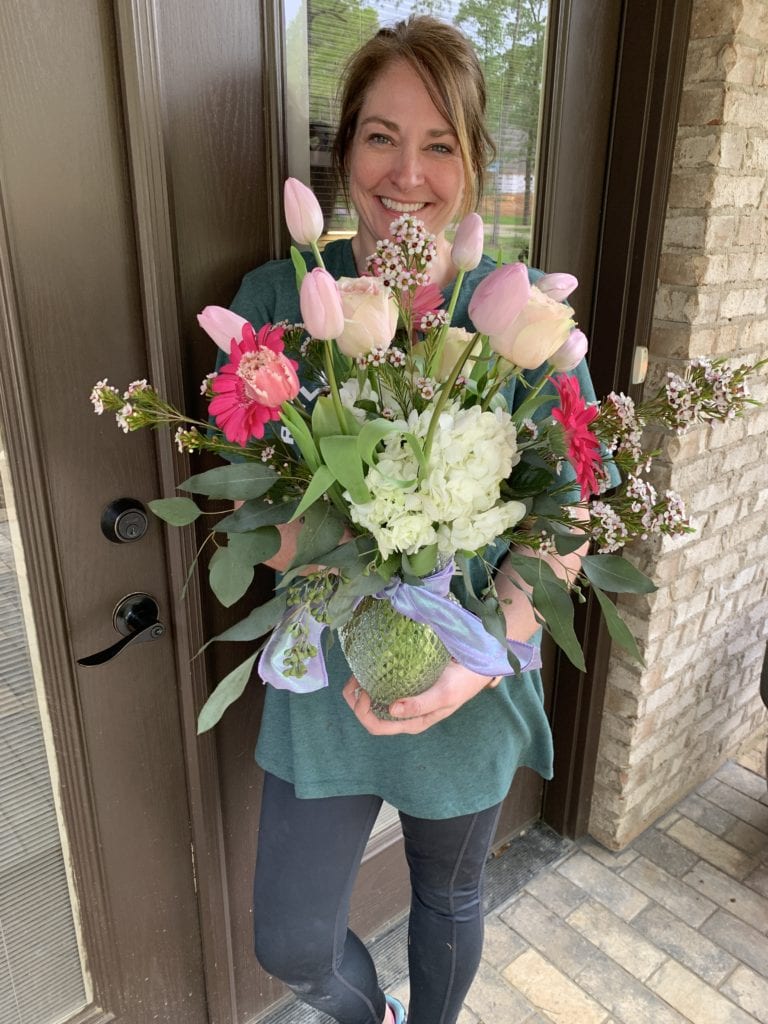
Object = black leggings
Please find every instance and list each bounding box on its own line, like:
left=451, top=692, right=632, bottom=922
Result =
left=253, top=773, right=503, bottom=1024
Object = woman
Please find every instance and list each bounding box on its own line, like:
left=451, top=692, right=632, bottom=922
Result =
left=228, top=17, right=595, bottom=1024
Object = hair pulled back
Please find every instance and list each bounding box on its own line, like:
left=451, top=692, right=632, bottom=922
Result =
left=332, top=16, right=495, bottom=218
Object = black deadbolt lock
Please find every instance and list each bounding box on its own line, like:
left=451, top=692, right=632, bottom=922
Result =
left=101, top=498, right=149, bottom=543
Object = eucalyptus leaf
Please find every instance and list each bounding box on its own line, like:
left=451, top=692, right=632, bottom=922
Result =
left=320, top=435, right=370, bottom=503
left=507, top=463, right=556, bottom=498
left=319, top=535, right=378, bottom=571
left=591, top=585, right=645, bottom=665
left=149, top=497, right=202, bottom=526
left=455, top=553, right=487, bottom=618
left=197, top=651, right=259, bottom=733
left=208, top=547, right=255, bottom=607
left=290, top=501, right=345, bottom=570
left=179, top=463, right=277, bottom=500
left=531, top=494, right=564, bottom=517
left=553, top=531, right=589, bottom=556
left=204, top=592, right=288, bottom=647
left=325, top=572, right=387, bottom=626
left=505, top=552, right=560, bottom=589
left=581, top=554, right=657, bottom=594
left=532, top=578, right=586, bottom=672
left=215, top=498, right=299, bottom=533
left=227, top=526, right=281, bottom=566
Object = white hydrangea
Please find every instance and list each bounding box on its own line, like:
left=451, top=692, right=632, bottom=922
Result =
left=339, top=378, right=378, bottom=423
left=347, top=400, right=526, bottom=559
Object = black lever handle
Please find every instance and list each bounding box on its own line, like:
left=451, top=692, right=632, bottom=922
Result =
left=78, top=593, right=165, bottom=666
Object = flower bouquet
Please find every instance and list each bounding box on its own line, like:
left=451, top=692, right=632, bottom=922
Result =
left=90, top=179, right=765, bottom=728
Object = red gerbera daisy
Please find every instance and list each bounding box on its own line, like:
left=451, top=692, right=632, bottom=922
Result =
left=551, top=374, right=603, bottom=499
left=208, top=322, right=299, bottom=446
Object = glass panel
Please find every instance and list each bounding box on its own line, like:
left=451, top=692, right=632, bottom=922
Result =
left=0, top=439, right=88, bottom=1024
left=284, top=0, right=550, bottom=263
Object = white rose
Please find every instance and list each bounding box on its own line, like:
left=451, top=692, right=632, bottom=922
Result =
left=336, top=277, right=398, bottom=357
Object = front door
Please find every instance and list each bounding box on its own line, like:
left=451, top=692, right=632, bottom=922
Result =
left=0, top=3, right=212, bottom=1023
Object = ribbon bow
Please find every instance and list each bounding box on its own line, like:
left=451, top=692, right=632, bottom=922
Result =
left=259, top=560, right=541, bottom=693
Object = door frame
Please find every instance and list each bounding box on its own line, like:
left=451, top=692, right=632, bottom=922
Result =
left=535, top=0, right=694, bottom=836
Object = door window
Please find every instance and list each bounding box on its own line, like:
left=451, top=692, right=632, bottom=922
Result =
left=283, top=0, right=549, bottom=263
left=0, top=438, right=88, bottom=1024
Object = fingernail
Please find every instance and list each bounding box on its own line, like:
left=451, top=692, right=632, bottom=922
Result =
left=392, top=703, right=406, bottom=717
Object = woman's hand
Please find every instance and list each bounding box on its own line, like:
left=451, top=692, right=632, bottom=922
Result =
left=342, top=661, right=499, bottom=735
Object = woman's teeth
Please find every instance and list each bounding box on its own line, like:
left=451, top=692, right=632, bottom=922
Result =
left=380, top=197, right=425, bottom=213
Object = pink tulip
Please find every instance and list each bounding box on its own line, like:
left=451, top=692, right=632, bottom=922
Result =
left=468, top=262, right=530, bottom=336
left=536, top=272, right=578, bottom=302
left=550, top=328, right=588, bottom=372
left=300, top=268, right=345, bottom=339
left=451, top=212, right=484, bottom=272
left=284, top=177, right=324, bottom=245
left=197, top=306, right=250, bottom=353
left=488, top=285, right=575, bottom=370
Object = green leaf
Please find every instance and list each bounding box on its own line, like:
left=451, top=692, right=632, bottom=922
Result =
left=505, top=552, right=560, bottom=590
left=290, top=501, right=345, bottom=569
left=215, top=498, right=299, bottom=533
left=358, top=419, right=403, bottom=467
left=149, top=497, right=201, bottom=526
left=291, top=244, right=307, bottom=288
left=318, top=535, right=378, bottom=572
left=507, top=463, right=556, bottom=498
left=455, top=553, right=487, bottom=618
left=325, top=572, right=387, bottom=626
left=404, top=432, right=428, bottom=477
left=531, top=578, right=586, bottom=672
left=553, top=531, right=589, bottom=556
left=280, top=406, right=320, bottom=471
left=227, top=526, right=281, bottom=566
left=312, top=395, right=360, bottom=441
left=401, top=544, right=438, bottom=577
left=179, top=463, right=277, bottom=500
left=197, top=652, right=259, bottom=733
left=208, top=547, right=255, bottom=607
left=204, top=593, right=288, bottom=646
left=591, top=585, right=645, bottom=665
left=320, top=435, right=371, bottom=503
left=581, top=554, right=657, bottom=594
left=290, top=466, right=336, bottom=521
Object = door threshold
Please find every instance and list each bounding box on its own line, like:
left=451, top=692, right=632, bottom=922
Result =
left=255, top=821, right=572, bottom=1024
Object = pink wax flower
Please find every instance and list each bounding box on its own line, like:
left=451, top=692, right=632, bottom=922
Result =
left=336, top=276, right=398, bottom=357
left=552, top=374, right=602, bottom=500
left=551, top=328, right=589, bottom=372
left=536, top=272, right=578, bottom=303
left=209, top=322, right=299, bottom=446
left=409, top=281, right=444, bottom=324
left=284, top=177, right=324, bottom=245
left=488, top=285, right=574, bottom=370
left=468, top=262, right=530, bottom=336
left=197, top=306, right=250, bottom=353
left=451, top=212, right=484, bottom=271
left=300, top=267, right=345, bottom=340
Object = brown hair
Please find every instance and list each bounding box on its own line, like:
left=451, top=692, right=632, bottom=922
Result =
left=332, top=16, right=495, bottom=218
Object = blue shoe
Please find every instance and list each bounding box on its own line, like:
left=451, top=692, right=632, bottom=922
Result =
left=385, top=994, right=407, bottom=1024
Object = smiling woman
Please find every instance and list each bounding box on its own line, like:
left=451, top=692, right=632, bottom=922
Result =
left=284, top=0, right=550, bottom=264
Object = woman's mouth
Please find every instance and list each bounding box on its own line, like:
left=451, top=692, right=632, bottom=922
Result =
left=379, top=196, right=427, bottom=214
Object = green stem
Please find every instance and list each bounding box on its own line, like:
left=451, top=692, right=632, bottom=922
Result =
left=428, top=269, right=465, bottom=379
left=310, top=240, right=326, bottom=270
left=323, top=342, right=349, bottom=435
left=506, top=364, right=553, bottom=418
left=421, top=332, right=480, bottom=473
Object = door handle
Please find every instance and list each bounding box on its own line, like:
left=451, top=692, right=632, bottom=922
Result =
left=78, top=593, right=165, bottom=666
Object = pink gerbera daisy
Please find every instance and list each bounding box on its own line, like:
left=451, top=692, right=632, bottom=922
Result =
left=208, top=323, right=300, bottom=446
left=551, top=374, right=603, bottom=499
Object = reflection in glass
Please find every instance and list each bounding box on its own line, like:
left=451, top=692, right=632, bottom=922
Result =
left=0, top=441, right=87, bottom=1024
left=285, top=0, right=549, bottom=263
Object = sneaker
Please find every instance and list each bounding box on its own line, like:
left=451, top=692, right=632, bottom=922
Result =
left=385, top=994, right=407, bottom=1024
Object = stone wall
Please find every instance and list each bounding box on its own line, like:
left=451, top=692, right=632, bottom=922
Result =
left=589, top=0, right=768, bottom=849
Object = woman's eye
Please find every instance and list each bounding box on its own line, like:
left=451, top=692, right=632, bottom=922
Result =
left=429, top=143, right=453, bottom=155
left=368, top=133, right=392, bottom=145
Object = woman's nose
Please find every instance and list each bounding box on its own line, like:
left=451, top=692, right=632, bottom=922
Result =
left=390, top=146, right=425, bottom=191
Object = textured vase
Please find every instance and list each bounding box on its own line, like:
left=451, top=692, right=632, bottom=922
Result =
left=338, top=594, right=453, bottom=719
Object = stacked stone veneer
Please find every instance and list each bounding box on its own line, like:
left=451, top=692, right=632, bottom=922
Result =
left=589, top=0, right=768, bottom=849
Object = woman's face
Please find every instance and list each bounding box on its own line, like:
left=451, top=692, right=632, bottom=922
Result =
left=347, top=60, right=466, bottom=261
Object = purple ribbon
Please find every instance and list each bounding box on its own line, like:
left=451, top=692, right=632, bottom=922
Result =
left=258, top=560, right=541, bottom=693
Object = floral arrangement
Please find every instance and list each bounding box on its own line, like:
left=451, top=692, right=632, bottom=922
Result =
left=90, top=179, right=765, bottom=728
